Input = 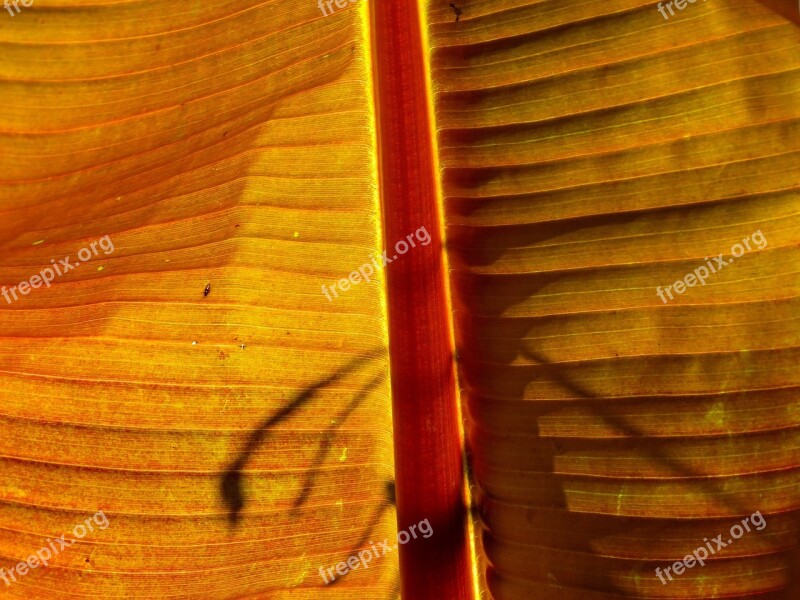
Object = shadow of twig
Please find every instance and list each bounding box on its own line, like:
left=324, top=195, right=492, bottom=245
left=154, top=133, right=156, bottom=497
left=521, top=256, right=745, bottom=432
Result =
left=221, top=347, right=384, bottom=527
left=290, top=372, right=386, bottom=515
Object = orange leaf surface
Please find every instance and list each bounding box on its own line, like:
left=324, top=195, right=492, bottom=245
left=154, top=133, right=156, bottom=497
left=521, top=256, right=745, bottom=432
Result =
left=1, top=1, right=799, bottom=599
left=1, top=2, right=398, bottom=598
left=424, top=0, right=800, bottom=598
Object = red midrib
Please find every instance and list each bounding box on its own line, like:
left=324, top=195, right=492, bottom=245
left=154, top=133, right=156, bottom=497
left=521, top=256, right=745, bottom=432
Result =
left=372, top=1, right=474, bottom=599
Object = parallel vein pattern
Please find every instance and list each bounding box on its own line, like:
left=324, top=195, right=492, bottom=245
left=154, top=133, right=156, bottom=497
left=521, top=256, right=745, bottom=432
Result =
left=0, top=1, right=396, bottom=598
left=427, top=1, right=800, bottom=598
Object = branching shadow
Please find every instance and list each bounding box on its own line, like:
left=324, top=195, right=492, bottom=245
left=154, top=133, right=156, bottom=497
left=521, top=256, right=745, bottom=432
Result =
left=518, top=346, right=763, bottom=518
left=221, top=347, right=384, bottom=527
left=290, top=372, right=386, bottom=516
left=451, top=223, right=800, bottom=598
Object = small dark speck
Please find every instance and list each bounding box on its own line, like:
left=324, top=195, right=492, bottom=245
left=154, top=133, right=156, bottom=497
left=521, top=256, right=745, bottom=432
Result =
left=234, top=224, right=240, bottom=228
left=450, top=3, right=462, bottom=21
left=204, top=283, right=211, bottom=297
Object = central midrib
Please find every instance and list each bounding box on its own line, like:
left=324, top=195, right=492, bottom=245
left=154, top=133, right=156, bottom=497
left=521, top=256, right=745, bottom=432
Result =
left=370, top=0, right=476, bottom=598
